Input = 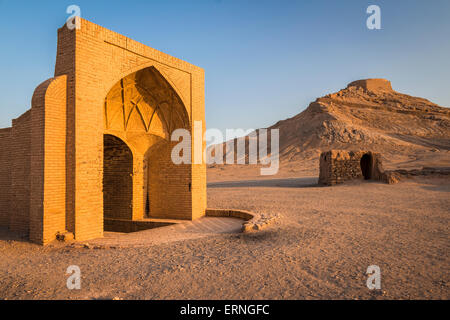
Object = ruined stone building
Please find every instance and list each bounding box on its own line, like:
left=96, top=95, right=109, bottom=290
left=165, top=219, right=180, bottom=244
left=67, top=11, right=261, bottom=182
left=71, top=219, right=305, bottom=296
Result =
left=0, top=19, right=206, bottom=244
left=319, top=150, right=385, bottom=186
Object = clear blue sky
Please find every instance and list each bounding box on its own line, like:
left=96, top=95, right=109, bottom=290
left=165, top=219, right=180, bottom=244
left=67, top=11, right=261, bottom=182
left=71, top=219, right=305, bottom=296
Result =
left=0, top=0, right=449, bottom=131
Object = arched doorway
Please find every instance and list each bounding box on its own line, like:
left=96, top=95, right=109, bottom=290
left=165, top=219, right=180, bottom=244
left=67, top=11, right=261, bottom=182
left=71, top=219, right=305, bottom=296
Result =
left=360, top=153, right=372, bottom=180
left=103, top=66, right=191, bottom=221
left=103, top=134, right=133, bottom=222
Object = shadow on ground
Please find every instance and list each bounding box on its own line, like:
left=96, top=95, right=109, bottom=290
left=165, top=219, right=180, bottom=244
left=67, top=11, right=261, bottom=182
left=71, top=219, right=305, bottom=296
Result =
left=420, top=183, right=450, bottom=192
left=208, top=177, right=319, bottom=189
left=0, top=227, right=29, bottom=243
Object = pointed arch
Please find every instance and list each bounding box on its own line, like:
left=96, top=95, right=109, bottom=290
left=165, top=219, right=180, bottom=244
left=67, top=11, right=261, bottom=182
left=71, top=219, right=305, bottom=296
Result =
left=104, top=66, right=190, bottom=140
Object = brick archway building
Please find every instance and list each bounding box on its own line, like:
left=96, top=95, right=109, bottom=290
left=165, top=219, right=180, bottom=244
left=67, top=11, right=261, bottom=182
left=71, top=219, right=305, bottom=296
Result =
left=0, top=19, right=206, bottom=244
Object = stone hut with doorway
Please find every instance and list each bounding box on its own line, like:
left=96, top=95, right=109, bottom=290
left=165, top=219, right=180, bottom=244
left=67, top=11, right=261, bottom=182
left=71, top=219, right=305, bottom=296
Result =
left=0, top=18, right=206, bottom=244
left=318, top=150, right=385, bottom=186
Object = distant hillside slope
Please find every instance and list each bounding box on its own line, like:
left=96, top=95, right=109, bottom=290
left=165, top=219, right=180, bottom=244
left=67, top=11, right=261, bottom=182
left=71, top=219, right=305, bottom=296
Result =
left=210, top=79, right=450, bottom=167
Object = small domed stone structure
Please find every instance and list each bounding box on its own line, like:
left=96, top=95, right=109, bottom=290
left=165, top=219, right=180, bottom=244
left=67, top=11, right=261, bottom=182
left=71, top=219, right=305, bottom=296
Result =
left=319, top=150, right=386, bottom=186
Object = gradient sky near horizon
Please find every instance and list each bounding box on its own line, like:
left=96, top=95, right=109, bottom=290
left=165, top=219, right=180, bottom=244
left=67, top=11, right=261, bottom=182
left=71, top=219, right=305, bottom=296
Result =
left=0, top=0, right=449, bottom=132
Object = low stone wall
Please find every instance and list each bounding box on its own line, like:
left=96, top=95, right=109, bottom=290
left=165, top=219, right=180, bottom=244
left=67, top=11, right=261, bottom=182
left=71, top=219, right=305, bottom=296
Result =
left=383, top=167, right=450, bottom=184
left=206, top=208, right=278, bottom=232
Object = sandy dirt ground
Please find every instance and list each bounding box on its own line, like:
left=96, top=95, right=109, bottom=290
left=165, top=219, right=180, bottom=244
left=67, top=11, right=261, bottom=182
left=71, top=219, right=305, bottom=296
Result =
left=0, top=167, right=449, bottom=300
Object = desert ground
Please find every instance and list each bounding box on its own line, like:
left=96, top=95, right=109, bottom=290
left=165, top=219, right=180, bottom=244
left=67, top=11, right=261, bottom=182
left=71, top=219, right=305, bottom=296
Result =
left=0, top=163, right=448, bottom=300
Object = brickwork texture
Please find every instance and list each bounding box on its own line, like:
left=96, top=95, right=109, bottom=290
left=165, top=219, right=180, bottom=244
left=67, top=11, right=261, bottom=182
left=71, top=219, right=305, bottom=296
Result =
left=0, top=18, right=206, bottom=244
left=319, top=150, right=385, bottom=186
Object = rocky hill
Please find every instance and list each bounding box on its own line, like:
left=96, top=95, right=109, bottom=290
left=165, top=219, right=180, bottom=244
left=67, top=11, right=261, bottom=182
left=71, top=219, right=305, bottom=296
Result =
left=210, top=79, right=450, bottom=170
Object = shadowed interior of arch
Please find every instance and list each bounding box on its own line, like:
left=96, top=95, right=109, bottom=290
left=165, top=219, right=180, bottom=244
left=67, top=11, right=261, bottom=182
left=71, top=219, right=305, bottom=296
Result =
left=103, top=134, right=133, bottom=223
left=360, top=153, right=372, bottom=180
left=102, top=66, right=194, bottom=233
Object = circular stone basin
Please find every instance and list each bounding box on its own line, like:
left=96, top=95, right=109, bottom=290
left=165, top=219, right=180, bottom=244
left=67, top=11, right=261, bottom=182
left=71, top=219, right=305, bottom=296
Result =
left=80, top=217, right=244, bottom=248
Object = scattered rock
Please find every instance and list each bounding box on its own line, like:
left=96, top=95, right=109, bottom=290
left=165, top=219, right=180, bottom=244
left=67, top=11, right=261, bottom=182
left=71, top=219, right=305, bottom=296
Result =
left=242, top=223, right=254, bottom=233
left=387, top=167, right=450, bottom=182
left=56, top=231, right=75, bottom=242
left=383, top=171, right=402, bottom=184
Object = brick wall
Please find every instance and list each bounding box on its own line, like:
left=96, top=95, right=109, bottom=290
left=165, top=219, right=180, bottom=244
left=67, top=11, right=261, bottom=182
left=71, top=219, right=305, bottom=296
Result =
left=0, top=128, right=11, bottom=227
left=10, top=111, right=31, bottom=234
left=190, top=71, right=207, bottom=220
left=0, top=18, right=206, bottom=244
left=54, top=25, right=76, bottom=236
left=30, top=76, right=67, bottom=244
left=103, top=135, right=133, bottom=220
left=66, top=18, right=206, bottom=239
left=148, top=140, right=192, bottom=219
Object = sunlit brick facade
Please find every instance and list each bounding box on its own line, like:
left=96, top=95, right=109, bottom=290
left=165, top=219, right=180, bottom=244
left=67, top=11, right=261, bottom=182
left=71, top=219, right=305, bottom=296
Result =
left=0, top=18, right=206, bottom=244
